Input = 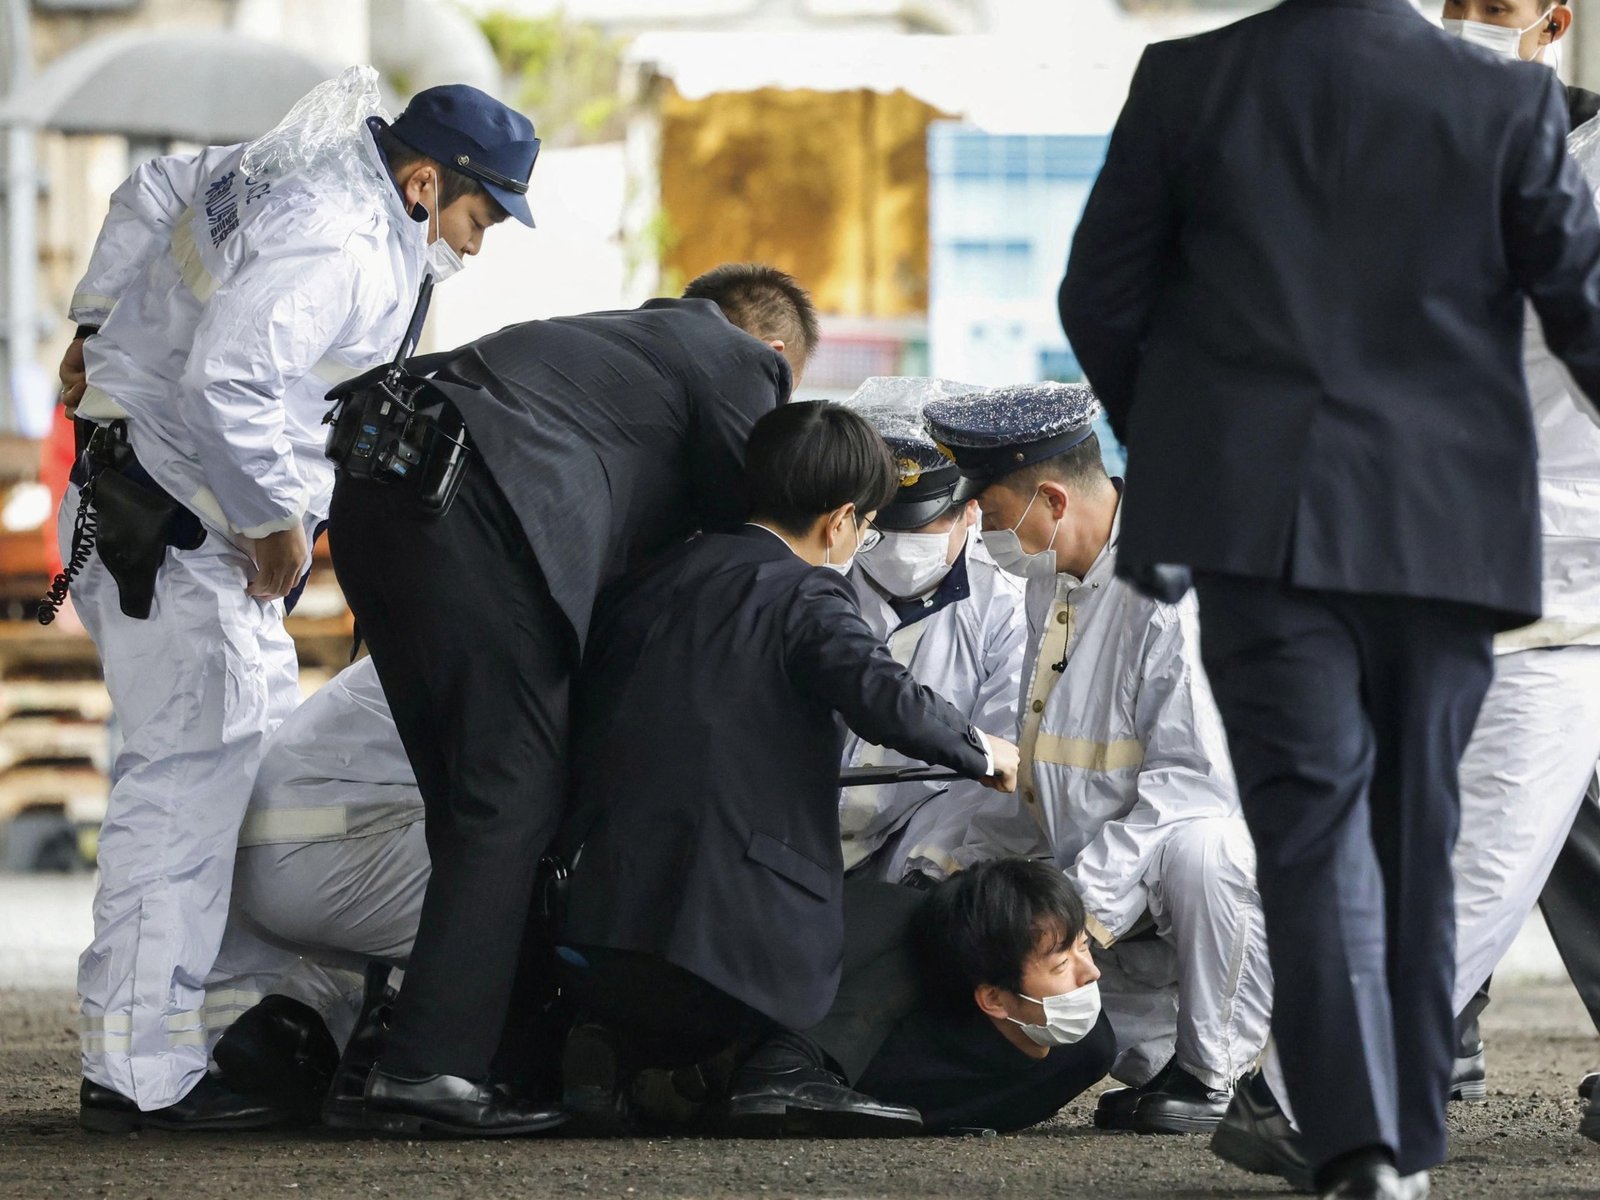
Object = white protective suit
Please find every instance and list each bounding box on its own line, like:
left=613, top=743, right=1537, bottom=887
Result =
left=1004, top=503, right=1272, bottom=1090
left=1450, top=114, right=1600, bottom=1017
left=841, top=536, right=1047, bottom=881
left=205, top=656, right=428, bottom=1049
left=65, top=70, right=429, bottom=1109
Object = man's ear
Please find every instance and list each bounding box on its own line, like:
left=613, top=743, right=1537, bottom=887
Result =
left=974, top=983, right=1012, bottom=1021
left=1039, top=480, right=1071, bottom=521
left=962, top=500, right=980, bottom=528
left=768, top=338, right=786, bottom=355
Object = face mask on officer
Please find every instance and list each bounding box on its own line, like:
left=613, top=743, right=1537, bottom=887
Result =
left=1442, top=3, right=1559, bottom=61
left=985, top=487, right=1062, bottom=580
left=1005, top=980, right=1103, bottom=1047
left=860, top=529, right=956, bottom=597
left=424, top=175, right=467, bottom=283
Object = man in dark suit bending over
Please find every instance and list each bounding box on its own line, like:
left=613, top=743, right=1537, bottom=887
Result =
left=554, top=401, right=1021, bottom=1136
left=327, top=265, right=817, bottom=1137
left=1060, top=2, right=1600, bottom=1196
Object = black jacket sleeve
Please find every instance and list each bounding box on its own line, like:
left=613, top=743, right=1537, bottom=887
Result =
left=1507, top=70, right=1600, bottom=422
left=687, top=346, right=792, bottom=533
left=1058, top=46, right=1180, bottom=439
left=783, top=570, right=991, bottom=778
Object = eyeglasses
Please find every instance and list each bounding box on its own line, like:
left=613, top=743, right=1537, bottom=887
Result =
left=857, top=520, right=883, bottom=555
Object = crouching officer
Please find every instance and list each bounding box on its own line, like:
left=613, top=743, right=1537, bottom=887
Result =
left=921, top=383, right=1273, bottom=1135
left=838, top=377, right=1043, bottom=883
left=54, top=73, right=535, bottom=1133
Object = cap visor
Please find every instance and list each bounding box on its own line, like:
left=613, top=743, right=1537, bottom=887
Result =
left=487, top=182, right=534, bottom=228
left=950, top=473, right=991, bottom=504
left=876, top=495, right=958, bottom=532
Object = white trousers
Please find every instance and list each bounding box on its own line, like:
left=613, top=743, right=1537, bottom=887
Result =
left=205, top=820, right=429, bottom=1049
left=1451, top=644, right=1600, bottom=1014
left=63, top=485, right=300, bottom=1110
left=1094, top=816, right=1273, bottom=1092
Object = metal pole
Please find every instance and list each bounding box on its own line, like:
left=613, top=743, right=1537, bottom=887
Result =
left=0, top=0, right=36, bottom=435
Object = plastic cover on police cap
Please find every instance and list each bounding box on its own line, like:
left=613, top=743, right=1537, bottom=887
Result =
left=924, top=380, right=1103, bottom=449
left=843, top=376, right=983, bottom=464
left=242, top=66, right=389, bottom=196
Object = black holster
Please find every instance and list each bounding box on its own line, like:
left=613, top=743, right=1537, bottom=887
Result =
left=83, top=424, right=205, bottom=620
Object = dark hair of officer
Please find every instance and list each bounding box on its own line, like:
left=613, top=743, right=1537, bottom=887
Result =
left=684, top=263, right=822, bottom=365
left=915, top=858, right=1088, bottom=1014
left=745, top=401, right=897, bottom=537
left=996, top=434, right=1108, bottom=497
left=377, top=124, right=498, bottom=213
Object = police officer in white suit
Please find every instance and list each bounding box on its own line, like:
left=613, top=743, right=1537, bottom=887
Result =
left=923, top=382, right=1273, bottom=1136
left=56, top=71, right=537, bottom=1131
left=838, top=378, right=1044, bottom=884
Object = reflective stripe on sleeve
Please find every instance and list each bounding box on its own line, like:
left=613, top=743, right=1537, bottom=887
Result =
left=1031, top=733, right=1145, bottom=773
left=238, top=805, right=349, bottom=846
left=170, top=209, right=220, bottom=303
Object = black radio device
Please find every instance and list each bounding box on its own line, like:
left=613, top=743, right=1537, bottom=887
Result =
left=324, top=274, right=471, bottom=518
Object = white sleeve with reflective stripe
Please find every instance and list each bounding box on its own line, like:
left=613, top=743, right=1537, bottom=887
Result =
left=69, top=145, right=241, bottom=325
left=178, top=242, right=362, bottom=537
left=1065, top=597, right=1241, bottom=939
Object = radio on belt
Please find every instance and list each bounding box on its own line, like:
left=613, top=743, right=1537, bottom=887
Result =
left=323, top=272, right=471, bottom=517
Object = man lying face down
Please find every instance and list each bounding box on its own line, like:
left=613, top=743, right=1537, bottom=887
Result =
left=852, top=857, right=1116, bottom=1134
left=551, top=401, right=1021, bottom=1136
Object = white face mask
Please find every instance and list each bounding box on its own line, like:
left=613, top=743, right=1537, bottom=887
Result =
left=1443, top=6, right=1555, bottom=61
left=984, top=489, right=1062, bottom=580
left=425, top=180, right=466, bottom=283
left=824, top=516, right=861, bottom=575
left=858, top=528, right=958, bottom=598
left=1007, top=981, right=1102, bottom=1048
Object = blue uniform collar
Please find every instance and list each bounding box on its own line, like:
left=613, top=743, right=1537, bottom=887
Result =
left=879, top=543, right=972, bottom=631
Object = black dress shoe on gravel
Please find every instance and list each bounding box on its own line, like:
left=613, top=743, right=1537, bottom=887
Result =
left=560, top=1023, right=636, bottom=1137
left=1094, top=1059, right=1175, bottom=1131
left=1317, top=1152, right=1428, bottom=1200
left=322, top=962, right=397, bottom=1130
left=724, top=1063, right=922, bottom=1138
left=1579, top=1071, right=1598, bottom=1101
left=360, top=1068, right=568, bottom=1138
left=1130, top=1065, right=1232, bottom=1134
left=1210, top=1069, right=1312, bottom=1192
left=212, top=995, right=338, bottom=1122
left=1448, top=1043, right=1486, bottom=1102
left=79, top=1074, right=293, bottom=1133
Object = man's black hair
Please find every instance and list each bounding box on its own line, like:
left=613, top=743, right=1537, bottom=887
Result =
left=914, top=857, right=1088, bottom=1014
left=683, top=263, right=821, bottom=362
left=745, top=401, right=897, bottom=537
left=997, top=433, right=1108, bottom=496
left=376, top=124, right=498, bottom=213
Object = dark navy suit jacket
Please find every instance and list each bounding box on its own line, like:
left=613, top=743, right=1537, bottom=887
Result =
left=559, top=527, right=991, bottom=1030
left=1061, top=0, right=1600, bottom=627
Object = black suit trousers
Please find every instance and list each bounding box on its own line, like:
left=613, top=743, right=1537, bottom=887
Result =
left=1541, top=788, right=1600, bottom=1035
left=329, top=458, right=575, bottom=1081
left=1194, top=576, right=1494, bottom=1176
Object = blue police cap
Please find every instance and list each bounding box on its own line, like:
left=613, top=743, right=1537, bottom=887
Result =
left=390, top=84, right=540, bottom=227
left=923, top=381, right=1103, bottom=502
left=844, top=377, right=984, bottom=530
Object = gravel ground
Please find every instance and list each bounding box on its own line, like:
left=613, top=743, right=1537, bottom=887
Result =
left=2, top=981, right=1595, bottom=1200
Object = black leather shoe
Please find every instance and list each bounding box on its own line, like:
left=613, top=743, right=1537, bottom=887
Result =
left=1582, top=1088, right=1600, bottom=1144
left=79, top=1074, right=293, bottom=1133
left=1449, top=1044, right=1486, bottom=1102
left=361, top=1068, right=568, bottom=1138
left=1318, top=1162, right=1429, bottom=1199
left=1131, top=1065, right=1232, bottom=1134
left=1094, top=1059, right=1175, bottom=1130
left=1210, top=1069, right=1313, bottom=1192
left=322, top=962, right=397, bottom=1130
left=560, top=1023, right=635, bottom=1137
left=1579, top=1071, right=1598, bottom=1101
left=212, top=995, right=338, bottom=1122
left=725, top=1063, right=922, bottom=1138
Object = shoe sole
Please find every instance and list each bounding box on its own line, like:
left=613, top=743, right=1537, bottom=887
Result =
left=1130, top=1110, right=1224, bottom=1136
left=80, top=1107, right=293, bottom=1135
left=1210, top=1123, right=1314, bottom=1193
left=723, top=1098, right=922, bottom=1139
left=1449, top=1080, right=1487, bottom=1102
left=335, top=1106, right=569, bottom=1139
